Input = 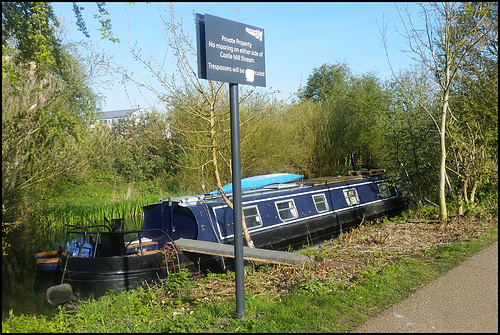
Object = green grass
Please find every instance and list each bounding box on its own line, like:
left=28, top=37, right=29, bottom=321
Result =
left=2, top=225, right=497, bottom=333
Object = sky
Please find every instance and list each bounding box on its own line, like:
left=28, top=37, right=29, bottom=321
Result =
left=51, top=2, right=421, bottom=112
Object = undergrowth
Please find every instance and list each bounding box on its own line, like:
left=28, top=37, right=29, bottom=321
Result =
left=2, top=217, right=497, bottom=333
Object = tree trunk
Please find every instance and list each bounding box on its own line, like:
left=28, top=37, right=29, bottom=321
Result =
left=470, top=179, right=480, bottom=206
left=210, top=103, right=254, bottom=248
left=457, top=192, right=464, bottom=216
left=217, top=189, right=254, bottom=248
left=439, top=94, right=448, bottom=222
left=463, top=179, right=469, bottom=204
left=439, top=6, right=451, bottom=223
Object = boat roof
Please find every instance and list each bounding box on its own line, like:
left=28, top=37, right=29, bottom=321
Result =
left=154, top=170, right=388, bottom=206
left=205, top=173, right=304, bottom=195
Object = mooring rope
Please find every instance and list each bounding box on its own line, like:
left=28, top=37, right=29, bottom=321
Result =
left=60, top=254, right=70, bottom=285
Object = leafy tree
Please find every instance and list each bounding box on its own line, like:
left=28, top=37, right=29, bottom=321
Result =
left=342, top=73, right=394, bottom=168
left=2, top=2, right=119, bottom=50
left=2, top=46, right=99, bottom=205
left=299, top=62, right=351, bottom=103
left=77, top=2, right=120, bottom=43
left=297, top=62, right=394, bottom=176
left=446, top=3, right=498, bottom=213
left=382, top=68, right=441, bottom=207
left=111, top=110, right=175, bottom=181
left=385, top=2, right=497, bottom=221
left=2, top=2, right=60, bottom=70
left=240, top=96, right=304, bottom=177
left=2, top=3, right=101, bottom=254
left=278, top=100, right=336, bottom=177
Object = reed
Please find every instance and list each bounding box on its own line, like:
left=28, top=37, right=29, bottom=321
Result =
left=37, top=184, right=171, bottom=226
left=24, top=179, right=183, bottom=251
left=37, top=196, right=159, bottom=230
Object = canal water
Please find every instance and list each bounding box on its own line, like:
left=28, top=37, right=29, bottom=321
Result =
left=2, top=232, right=64, bottom=321
left=2, top=218, right=143, bottom=322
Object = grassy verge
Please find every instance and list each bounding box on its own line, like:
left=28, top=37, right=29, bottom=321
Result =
left=2, top=220, right=497, bottom=333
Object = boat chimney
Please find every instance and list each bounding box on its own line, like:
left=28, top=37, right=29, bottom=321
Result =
left=110, top=218, right=124, bottom=231
left=350, top=151, right=358, bottom=171
left=201, top=165, right=206, bottom=191
left=201, top=177, right=206, bottom=191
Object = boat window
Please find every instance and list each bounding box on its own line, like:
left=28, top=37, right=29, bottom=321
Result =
left=312, top=194, right=329, bottom=213
left=343, top=188, right=360, bottom=206
left=275, top=200, right=298, bottom=221
left=377, top=182, right=396, bottom=198
left=243, top=205, right=262, bottom=229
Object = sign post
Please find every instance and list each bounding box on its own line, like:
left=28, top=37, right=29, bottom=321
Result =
left=196, top=13, right=265, bottom=318
left=229, top=82, right=244, bottom=317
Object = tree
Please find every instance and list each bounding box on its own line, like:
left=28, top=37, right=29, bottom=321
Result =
left=2, top=2, right=60, bottom=69
left=2, top=3, right=101, bottom=254
left=72, top=2, right=120, bottom=43
left=110, top=110, right=175, bottom=181
left=299, top=62, right=351, bottom=103
left=384, top=2, right=497, bottom=221
left=446, top=3, right=498, bottom=213
left=112, top=4, right=272, bottom=246
left=2, top=46, right=99, bottom=207
left=382, top=67, right=441, bottom=207
left=298, top=62, right=394, bottom=176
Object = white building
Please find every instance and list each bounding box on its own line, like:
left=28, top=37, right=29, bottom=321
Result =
left=90, top=108, right=150, bottom=131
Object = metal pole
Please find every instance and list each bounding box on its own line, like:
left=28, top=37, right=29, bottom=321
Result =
left=229, top=83, right=245, bottom=318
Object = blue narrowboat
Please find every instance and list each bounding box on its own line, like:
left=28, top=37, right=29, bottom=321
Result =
left=141, top=170, right=406, bottom=251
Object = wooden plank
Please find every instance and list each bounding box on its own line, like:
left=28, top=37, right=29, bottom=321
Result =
left=36, top=257, right=60, bottom=264
left=301, top=175, right=363, bottom=185
left=33, top=249, right=62, bottom=258
left=125, top=240, right=158, bottom=250
left=174, top=238, right=310, bottom=265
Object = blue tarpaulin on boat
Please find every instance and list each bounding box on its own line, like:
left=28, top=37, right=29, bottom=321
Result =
left=67, top=237, right=94, bottom=257
left=207, top=173, right=304, bottom=195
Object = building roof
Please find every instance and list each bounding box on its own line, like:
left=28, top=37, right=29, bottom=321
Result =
left=99, top=108, right=144, bottom=120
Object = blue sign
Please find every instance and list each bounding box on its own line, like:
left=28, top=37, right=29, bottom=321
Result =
left=196, top=14, right=266, bottom=87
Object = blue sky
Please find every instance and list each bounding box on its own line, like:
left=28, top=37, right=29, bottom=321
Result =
left=51, top=2, right=420, bottom=111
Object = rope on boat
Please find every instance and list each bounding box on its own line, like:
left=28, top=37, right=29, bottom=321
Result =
left=60, top=253, right=70, bottom=284
left=46, top=253, right=75, bottom=306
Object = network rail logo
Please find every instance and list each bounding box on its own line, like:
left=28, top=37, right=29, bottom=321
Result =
left=245, top=27, right=263, bottom=41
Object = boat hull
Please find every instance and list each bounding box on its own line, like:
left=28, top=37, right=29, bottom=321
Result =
left=143, top=173, right=408, bottom=252
left=229, top=196, right=407, bottom=251
left=59, top=249, right=218, bottom=298
left=60, top=251, right=169, bottom=298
